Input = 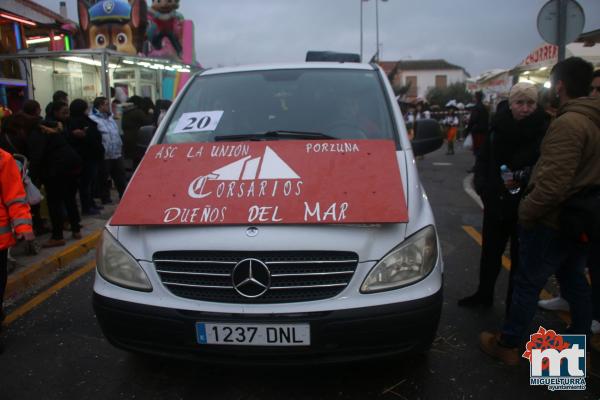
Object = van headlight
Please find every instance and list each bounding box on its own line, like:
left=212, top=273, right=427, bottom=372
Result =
left=97, top=229, right=152, bottom=292
left=361, top=225, right=437, bottom=293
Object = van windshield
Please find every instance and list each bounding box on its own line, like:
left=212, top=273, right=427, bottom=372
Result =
left=161, top=68, right=396, bottom=144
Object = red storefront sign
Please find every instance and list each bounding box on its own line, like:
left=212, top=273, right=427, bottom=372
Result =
left=111, top=140, right=408, bottom=225
left=521, top=44, right=558, bottom=68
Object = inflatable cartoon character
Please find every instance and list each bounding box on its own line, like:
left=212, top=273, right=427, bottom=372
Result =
left=78, top=0, right=147, bottom=55
left=147, top=0, right=184, bottom=57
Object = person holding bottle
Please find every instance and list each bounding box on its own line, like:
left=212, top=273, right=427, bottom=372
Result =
left=458, top=82, right=550, bottom=310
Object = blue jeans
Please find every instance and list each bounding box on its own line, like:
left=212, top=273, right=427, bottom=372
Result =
left=500, top=224, right=591, bottom=347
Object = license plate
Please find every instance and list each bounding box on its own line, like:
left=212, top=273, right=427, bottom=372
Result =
left=196, top=322, right=310, bottom=346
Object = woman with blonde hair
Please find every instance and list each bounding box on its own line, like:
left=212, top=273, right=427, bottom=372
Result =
left=459, top=82, right=550, bottom=311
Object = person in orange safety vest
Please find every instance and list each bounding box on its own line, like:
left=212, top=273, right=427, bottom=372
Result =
left=0, top=147, right=34, bottom=354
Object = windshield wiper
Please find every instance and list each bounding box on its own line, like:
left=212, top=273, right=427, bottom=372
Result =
left=214, top=130, right=337, bottom=141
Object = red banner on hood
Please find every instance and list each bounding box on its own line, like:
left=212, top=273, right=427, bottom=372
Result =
left=110, top=140, right=408, bottom=225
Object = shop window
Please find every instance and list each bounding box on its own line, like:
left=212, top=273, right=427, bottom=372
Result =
left=140, top=70, right=155, bottom=81
left=114, top=69, right=135, bottom=80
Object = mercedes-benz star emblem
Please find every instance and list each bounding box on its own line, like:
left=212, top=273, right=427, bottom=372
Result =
left=232, top=258, right=271, bottom=298
left=246, top=227, right=259, bottom=237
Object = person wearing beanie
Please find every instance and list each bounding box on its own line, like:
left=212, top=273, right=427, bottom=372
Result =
left=458, top=81, right=550, bottom=310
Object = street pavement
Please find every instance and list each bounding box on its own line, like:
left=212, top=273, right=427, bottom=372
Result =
left=4, top=201, right=117, bottom=310
left=0, top=145, right=598, bottom=400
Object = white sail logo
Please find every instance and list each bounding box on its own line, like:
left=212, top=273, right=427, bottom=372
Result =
left=188, top=146, right=300, bottom=199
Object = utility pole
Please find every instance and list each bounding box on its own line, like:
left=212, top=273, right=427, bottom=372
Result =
left=360, top=0, right=364, bottom=61
left=362, top=0, right=389, bottom=62
left=375, top=0, right=388, bottom=62
left=375, top=0, right=380, bottom=61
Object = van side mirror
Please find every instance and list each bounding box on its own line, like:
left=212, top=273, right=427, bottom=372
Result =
left=137, top=125, right=156, bottom=149
left=412, top=119, right=443, bottom=156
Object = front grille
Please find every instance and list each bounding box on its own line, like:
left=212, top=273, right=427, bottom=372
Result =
left=153, top=251, right=359, bottom=303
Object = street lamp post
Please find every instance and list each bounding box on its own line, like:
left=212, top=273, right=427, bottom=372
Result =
left=362, top=0, right=388, bottom=62
left=376, top=0, right=388, bottom=61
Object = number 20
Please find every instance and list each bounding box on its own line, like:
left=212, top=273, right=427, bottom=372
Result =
left=184, top=116, right=212, bottom=130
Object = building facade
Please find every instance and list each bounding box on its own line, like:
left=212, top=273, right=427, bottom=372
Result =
left=380, top=59, right=469, bottom=102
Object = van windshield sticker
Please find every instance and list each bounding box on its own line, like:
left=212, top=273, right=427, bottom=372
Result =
left=173, top=111, right=224, bottom=134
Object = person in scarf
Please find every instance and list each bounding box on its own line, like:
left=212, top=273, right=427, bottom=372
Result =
left=459, top=82, right=550, bottom=310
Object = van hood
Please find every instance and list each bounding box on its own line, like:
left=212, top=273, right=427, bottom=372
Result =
left=110, top=150, right=434, bottom=263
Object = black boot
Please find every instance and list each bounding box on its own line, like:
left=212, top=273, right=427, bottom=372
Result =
left=458, top=292, right=493, bottom=308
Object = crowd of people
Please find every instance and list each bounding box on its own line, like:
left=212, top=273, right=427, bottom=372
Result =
left=402, top=58, right=600, bottom=366
left=0, top=90, right=171, bottom=248
left=458, top=58, right=600, bottom=366
left=0, top=89, right=173, bottom=352
left=402, top=91, right=489, bottom=159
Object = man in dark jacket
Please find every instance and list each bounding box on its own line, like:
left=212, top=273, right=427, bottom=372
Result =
left=29, top=101, right=82, bottom=247
left=67, top=99, right=105, bottom=215
left=466, top=91, right=489, bottom=172
left=44, top=90, right=68, bottom=120
left=481, top=57, right=600, bottom=366
left=19, top=100, right=50, bottom=235
left=121, top=96, right=152, bottom=170
left=459, top=82, right=550, bottom=310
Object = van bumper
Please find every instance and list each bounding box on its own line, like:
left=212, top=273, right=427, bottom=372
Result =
left=93, top=290, right=442, bottom=364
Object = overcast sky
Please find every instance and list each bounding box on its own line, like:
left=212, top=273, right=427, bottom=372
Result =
left=38, top=0, right=600, bottom=77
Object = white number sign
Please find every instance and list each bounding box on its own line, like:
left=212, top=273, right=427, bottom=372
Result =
left=173, top=111, right=224, bottom=134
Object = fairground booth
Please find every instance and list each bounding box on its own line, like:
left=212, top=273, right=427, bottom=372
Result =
left=467, top=29, right=600, bottom=113
left=0, top=0, right=201, bottom=114
left=511, top=40, right=600, bottom=88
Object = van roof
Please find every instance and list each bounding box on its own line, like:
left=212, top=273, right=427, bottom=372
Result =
left=199, top=62, right=377, bottom=76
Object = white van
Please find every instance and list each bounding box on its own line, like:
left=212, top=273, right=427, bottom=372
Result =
left=93, top=62, right=444, bottom=363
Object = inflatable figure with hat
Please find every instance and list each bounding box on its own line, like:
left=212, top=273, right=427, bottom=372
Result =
left=147, top=0, right=184, bottom=59
left=78, top=0, right=147, bottom=55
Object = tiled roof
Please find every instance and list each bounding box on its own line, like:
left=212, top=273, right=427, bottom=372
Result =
left=379, top=59, right=470, bottom=78
left=396, top=59, right=467, bottom=72
left=377, top=61, right=398, bottom=75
